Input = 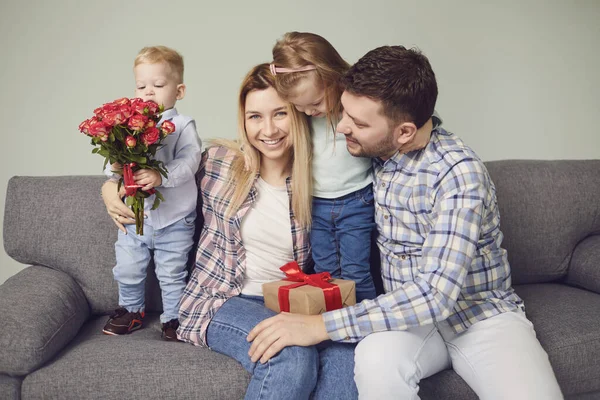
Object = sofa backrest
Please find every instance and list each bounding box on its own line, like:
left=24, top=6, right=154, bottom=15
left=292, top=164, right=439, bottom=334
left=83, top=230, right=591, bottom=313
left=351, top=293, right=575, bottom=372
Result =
left=485, top=160, right=600, bottom=284
left=2, top=176, right=201, bottom=314
left=3, top=160, right=600, bottom=313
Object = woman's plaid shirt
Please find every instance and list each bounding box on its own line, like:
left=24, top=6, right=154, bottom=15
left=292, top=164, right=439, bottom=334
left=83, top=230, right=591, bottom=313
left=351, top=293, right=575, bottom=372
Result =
left=177, top=146, right=312, bottom=346
left=323, top=128, right=524, bottom=342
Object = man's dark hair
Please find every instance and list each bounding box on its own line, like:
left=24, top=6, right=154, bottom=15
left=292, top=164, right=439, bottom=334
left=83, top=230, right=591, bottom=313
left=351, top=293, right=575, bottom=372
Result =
left=343, top=46, right=438, bottom=128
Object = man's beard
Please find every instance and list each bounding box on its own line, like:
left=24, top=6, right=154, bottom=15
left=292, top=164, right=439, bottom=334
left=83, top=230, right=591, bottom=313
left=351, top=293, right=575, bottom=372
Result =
left=345, top=132, right=397, bottom=158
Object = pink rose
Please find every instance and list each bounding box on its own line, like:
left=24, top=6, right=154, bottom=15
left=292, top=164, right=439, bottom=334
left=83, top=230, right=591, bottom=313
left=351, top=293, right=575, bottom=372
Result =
left=145, top=119, right=156, bottom=129
left=113, top=97, right=131, bottom=107
left=128, top=114, right=148, bottom=131
left=161, top=120, right=175, bottom=135
left=103, top=110, right=127, bottom=127
left=140, top=127, right=160, bottom=145
left=125, top=135, right=137, bottom=148
left=119, top=104, right=133, bottom=119
left=88, top=117, right=109, bottom=137
left=78, top=119, right=91, bottom=135
left=145, top=101, right=159, bottom=116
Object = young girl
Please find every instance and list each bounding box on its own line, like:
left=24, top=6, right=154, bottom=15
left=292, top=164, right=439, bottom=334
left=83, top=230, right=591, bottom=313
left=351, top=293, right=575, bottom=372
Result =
left=270, top=32, right=377, bottom=302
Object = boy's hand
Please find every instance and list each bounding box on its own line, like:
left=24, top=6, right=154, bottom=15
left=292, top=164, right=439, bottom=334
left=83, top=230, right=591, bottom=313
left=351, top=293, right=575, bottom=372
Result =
left=111, top=162, right=123, bottom=173
left=134, top=169, right=162, bottom=191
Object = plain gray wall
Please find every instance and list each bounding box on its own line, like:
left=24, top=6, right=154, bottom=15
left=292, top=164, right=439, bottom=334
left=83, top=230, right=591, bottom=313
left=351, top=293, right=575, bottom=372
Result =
left=1, top=0, right=599, bottom=284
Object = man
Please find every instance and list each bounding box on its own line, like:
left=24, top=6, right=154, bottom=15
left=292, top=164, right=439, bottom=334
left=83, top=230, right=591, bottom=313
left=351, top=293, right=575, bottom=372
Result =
left=248, top=45, right=563, bottom=399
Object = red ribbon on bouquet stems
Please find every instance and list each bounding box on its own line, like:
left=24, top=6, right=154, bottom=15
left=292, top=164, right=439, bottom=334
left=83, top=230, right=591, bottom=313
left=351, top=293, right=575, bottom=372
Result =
left=122, top=163, right=155, bottom=196
left=277, top=261, right=343, bottom=313
left=122, top=162, right=155, bottom=235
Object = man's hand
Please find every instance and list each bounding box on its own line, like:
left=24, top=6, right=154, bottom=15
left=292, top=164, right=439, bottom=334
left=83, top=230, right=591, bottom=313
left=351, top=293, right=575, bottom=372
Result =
left=134, top=169, right=162, bottom=191
left=247, top=313, right=329, bottom=364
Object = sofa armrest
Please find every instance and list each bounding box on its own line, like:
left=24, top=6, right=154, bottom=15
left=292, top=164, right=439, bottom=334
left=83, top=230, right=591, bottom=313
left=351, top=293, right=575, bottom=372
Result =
left=0, top=266, right=90, bottom=375
left=566, top=235, right=600, bottom=294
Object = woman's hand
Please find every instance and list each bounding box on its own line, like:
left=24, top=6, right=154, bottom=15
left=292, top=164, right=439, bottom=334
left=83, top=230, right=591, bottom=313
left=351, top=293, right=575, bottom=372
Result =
left=246, top=313, right=329, bottom=363
left=101, top=180, right=136, bottom=233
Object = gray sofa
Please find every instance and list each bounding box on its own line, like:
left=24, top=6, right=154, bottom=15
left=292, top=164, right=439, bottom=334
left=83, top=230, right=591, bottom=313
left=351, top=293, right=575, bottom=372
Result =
left=1, top=160, right=599, bottom=400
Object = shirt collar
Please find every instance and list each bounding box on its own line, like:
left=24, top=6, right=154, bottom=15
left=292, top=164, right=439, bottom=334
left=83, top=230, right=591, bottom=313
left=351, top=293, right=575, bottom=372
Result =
left=160, top=107, right=178, bottom=122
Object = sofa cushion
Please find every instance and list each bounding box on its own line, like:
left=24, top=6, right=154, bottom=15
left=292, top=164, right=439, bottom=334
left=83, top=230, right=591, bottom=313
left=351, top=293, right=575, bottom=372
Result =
left=0, top=266, right=89, bottom=375
left=3, top=176, right=168, bottom=315
left=0, top=374, right=21, bottom=400
left=514, top=283, right=600, bottom=396
left=22, top=314, right=251, bottom=400
left=485, top=160, right=600, bottom=284
left=567, top=235, right=600, bottom=294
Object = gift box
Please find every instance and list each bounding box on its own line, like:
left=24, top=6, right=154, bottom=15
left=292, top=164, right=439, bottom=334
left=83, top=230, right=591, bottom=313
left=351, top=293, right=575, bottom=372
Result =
left=263, top=261, right=356, bottom=315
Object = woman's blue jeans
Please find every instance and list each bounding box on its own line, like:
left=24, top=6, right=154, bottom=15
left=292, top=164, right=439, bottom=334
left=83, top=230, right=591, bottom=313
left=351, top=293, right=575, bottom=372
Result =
left=206, top=295, right=357, bottom=400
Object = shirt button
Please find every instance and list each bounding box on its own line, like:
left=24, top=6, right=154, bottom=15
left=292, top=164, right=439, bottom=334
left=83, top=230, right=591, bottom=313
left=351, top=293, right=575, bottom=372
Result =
left=293, top=246, right=298, bottom=251
left=344, top=336, right=350, bottom=340
left=381, top=182, right=386, bottom=188
left=384, top=215, right=389, bottom=220
left=401, top=255, right=406, bottom=260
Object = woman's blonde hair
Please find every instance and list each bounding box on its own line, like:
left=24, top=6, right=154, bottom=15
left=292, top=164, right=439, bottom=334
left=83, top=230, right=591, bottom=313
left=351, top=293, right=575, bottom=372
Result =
left=271, top=32, right=350, bottom=130
left=212, top=63, right=312, bottom=228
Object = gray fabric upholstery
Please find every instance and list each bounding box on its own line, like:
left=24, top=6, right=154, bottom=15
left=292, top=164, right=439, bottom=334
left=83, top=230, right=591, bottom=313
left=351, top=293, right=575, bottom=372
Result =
left=567, top=235, right=600, bottom=294
left=485, top=160, right=600, bottom=284
left=3, top=160, right=600, bottom=399
left=515, top=284, right=600, bottom=396
left=22, top=315, right=251, bottom=400
left=3, top=176, right=164, bottom=315
left=0, top=375, right=21, bottom=400
left=0, top=266, right=89, bottom=375
left=419, top=370, right=477, bottom=399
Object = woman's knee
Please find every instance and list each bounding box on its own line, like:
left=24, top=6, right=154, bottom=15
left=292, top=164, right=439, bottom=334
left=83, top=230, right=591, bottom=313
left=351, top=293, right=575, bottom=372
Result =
left=267, top=345, right=319, bottom=386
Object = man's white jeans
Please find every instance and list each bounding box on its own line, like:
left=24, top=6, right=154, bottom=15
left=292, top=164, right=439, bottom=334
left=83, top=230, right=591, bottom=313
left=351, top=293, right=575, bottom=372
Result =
left=354, top=310, right=563, bottom=400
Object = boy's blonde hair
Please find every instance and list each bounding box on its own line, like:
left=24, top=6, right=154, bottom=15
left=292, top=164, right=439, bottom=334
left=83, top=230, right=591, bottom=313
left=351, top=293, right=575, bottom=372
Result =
left=134, top=46, right=184, bottom=83
left=212, top=63, right=312, bottom=228
left=272, top=32, right=349, bottom=130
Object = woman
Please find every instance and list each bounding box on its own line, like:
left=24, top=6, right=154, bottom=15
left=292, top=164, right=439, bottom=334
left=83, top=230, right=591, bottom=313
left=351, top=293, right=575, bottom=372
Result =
left=101, top=64, right=357, bottom=400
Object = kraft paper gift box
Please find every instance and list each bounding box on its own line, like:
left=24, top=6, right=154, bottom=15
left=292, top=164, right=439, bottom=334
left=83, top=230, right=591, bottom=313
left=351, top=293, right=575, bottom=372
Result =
left=263, top=262, right=356, bottom=315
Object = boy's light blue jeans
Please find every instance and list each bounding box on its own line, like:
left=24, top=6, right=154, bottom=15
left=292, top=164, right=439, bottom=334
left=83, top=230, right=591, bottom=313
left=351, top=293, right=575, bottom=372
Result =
left=113, top=211, right=196, bottom=323
left=207, top=295, right=358, bottom=400
left=311, top=184, right=377, bottom=302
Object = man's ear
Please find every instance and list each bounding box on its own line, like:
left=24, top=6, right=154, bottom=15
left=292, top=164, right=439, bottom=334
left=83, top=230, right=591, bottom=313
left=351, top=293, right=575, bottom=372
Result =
left=176, top=83, right=186, bottom=100
left=393, top=122, right=418, bottom=147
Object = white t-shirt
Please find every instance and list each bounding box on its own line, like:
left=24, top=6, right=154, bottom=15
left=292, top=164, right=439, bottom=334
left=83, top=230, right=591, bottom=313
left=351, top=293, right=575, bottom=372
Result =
left=240, top=178, right=294, bottom=296
left=311, top=116, right=372, bottom=199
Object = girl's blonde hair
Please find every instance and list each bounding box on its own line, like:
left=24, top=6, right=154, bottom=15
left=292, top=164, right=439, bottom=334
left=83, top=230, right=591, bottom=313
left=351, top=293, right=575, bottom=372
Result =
left=213, top=63, right=312, bottom=228
left=134, top=46, right=184, bottom=83
left=272, top=32, right=349, bottom=130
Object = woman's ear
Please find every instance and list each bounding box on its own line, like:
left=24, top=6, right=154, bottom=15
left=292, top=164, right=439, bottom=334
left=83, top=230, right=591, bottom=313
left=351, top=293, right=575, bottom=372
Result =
left=176, top=84, right=187, bottom=100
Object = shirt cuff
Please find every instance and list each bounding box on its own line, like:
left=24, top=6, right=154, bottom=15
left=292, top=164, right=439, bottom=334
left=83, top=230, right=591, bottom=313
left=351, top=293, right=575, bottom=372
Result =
left=322, top=302, right=364, bottom=343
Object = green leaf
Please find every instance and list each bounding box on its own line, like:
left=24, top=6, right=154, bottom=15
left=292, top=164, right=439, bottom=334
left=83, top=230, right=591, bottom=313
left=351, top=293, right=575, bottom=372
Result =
left=151, top=196, right=161, bottom=210
left=155, top=190, right=165, bottom=202
left=125, top=196, right=135, bottom=206
left=92, top=148, right=100, bottom=154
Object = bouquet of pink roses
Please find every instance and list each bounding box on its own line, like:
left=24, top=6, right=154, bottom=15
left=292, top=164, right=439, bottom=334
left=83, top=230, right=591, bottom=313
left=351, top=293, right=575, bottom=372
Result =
left=79, top=97, right=175, bottom=235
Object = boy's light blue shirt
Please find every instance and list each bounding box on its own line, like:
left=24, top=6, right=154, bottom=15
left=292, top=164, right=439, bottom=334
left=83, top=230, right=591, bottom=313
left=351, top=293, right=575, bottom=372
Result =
left=105, top=107, right=203, bottom=230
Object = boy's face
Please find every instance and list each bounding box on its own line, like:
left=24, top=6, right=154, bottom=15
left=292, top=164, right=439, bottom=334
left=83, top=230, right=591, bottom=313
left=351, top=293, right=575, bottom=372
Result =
left=134, top=62, right=185, bottom=110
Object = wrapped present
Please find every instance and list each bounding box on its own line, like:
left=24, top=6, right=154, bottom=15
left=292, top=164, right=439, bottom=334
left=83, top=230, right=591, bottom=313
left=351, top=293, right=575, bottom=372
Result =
left=263, top=261, right=356, bottom=315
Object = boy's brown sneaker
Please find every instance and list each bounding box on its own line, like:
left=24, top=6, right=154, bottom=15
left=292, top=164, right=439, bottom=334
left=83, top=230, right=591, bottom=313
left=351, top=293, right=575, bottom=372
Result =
left=102, top=308, right=144, bottom=335
left=161, top=319, right=181, bottom=342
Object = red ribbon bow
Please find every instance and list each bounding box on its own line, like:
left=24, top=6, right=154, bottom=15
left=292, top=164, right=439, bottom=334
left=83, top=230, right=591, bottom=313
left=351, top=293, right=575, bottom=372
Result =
left=277, top=261, right=343, bottom=313
left=123, top=163, right=155, bottom=197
